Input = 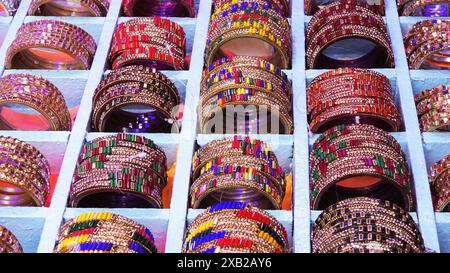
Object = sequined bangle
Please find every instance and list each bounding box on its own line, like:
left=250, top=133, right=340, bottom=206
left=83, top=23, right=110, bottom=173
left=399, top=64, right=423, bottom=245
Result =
left=55, top=212, right=158, bottom=253
left=182, top=201, right=289, bottom=253
left=415, top=84, right=450, bottom=131
left=213, top=0, right=289, bottom=17
left=122, top=0, right=194, bottom=17
left=0, top=225, right=23, bottom=253
left=69, top=133, right=167, bottom=208
left=28, top=0, right=109, bottom=16
left=0, top=0, right=19, bottom=16
left=429, top=154, right=450, bottom=211
left=398, top=0, right=450, bottom=16
left=305, top=0, right=385, bottom=16
left=312, top=197, right=425, bottom=253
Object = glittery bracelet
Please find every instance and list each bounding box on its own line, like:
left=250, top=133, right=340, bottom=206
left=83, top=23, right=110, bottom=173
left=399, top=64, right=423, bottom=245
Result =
left=305, top=0, right=385, bottom=16
left=122, top=0, right=194, bottom=17
left=0, top=0, right=19, bottom=16
left=398, top=0, right=450, bottom=16
left=28, top=0, right=109, bottom=16
left=0, top=225, right=22, bottom=253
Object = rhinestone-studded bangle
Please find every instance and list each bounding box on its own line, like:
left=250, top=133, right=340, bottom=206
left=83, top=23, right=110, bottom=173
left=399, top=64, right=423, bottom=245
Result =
left=0, top=225, right=23, bottom=253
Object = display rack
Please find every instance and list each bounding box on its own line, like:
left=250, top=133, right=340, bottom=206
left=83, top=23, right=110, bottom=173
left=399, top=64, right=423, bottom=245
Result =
left=0, top=0, right=447, bottom=253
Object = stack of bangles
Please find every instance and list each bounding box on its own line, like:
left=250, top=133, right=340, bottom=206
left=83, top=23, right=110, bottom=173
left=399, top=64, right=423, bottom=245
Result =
left=415, top=84, right=450, bottom=131
left=404, top=20, right=450, bottom=69
left=55, top=212, right=158, bottom=253
left=109, top=18, right=186, bottom=70
left=122, top=0, right=194, bottom=17
left=305, top=0, right=385, bottom=16
left=190, top=136, right=286, bottom=209
left=307, top=68, right=402, bottom=133
left=69, top=133, right=168, bottom=208
left=200, top=56, right=293, bottom=134
left=306, top=1, right=394, bottom=69
left=398, top=0, right=450, bottom=16
left=0, top=136, right=50, bottom=207
left=0, top=225, right=23, bottom=253
left=0, top=74, right=71, bottom=131
left=429, top=154, right=450, bottom=211
left=0, top=0, right=19, bottom=16
left=91, top=65, right=180, bottom=133
left=182, top=202, right=289, bottom=253
left=28, top=0, right=109, bottom=16
left=205, top=0, right=292, bottom=69
left=312, top=197, right=425, bottom=253
left=6, top=20, right=96, bottom=69
left=213, top=0, right=289, bottom=16
left=310, top=123, right=413, bottom=211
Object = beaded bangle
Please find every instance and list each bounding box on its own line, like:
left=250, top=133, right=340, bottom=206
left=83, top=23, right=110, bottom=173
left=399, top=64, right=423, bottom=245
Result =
left=0, top=0, right=18, bottom=16
left=0, top=225, right=23, bottom=253
left=305, top=0, right=385, bottom=16
left=415, top=85, right=450, bottom=131
left=398, top=0, right=450, bottom=16
left=28, top=0, right=109, bottom=16
left=55, top=212, right=158, bottom=253
left=312, top=197, right=425, bottom=253
left=213, top=0, right=289, bottom=17
left=182, top=201, right=289, bottom=253
left=429, top=154, right=450, bottom=211
left=122, top=0, right=194, bottom=17
left=69, top=133, right=167, bottom=208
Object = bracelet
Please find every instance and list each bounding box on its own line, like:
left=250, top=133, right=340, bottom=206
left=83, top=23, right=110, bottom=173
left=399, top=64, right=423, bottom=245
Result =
left=0, top=135, right=50, bottom=206
left=415, top=85, right=450, bottom=131
left=312, top=197, right=425, bottom=253
left=190, top=135, right=286, bottom=209
left=306, top=1, right=393, bottom=69
left=0, top=74, right=72, bottom=131
left=55, top=212, right=158, bottom=253
left=0, top=0, right=18, bottom=16
left=213, top=0, right=289, bottom=17
left=122, top=0, right=194, bottom=17
left=28, top=0, right=109, bottom=16
left=69, top=133, right=168, bottom=208
left=305, top=0, right=385, bottom=15
left=6, top=20, right=96, bottom=70
left=429, top=154, right=450, bottom=211
left=182, top=201, right=289, bottom=253
left=0, top=225, right=22, bottom=253
left=398, top=0, right=450, bottom=16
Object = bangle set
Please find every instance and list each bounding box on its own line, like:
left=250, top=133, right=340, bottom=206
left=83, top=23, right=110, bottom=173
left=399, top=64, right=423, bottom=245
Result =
left=0, top=0, right=19, bottom=16
left=205, top=0, right=292, bottom=69
left=0, top=74, right=71, bottom=131
left=122, top=0, right=194, bottom=17
left=307, top=68, right=402, bottom=133
left=109, top=18, right=186, bottom=70
left=190, top=135, right=286, bottom=209
left=28, top=0, right=109, bottom=16
left=0, top=225, right=22, bottom=253
left=312, top=197, right=425, bottom=253
left=200, top=56, right=293, bottom=134
left=398, top=0, right=450, bottom=16
left=305, top=0, right=385, bottom=16
left=415, top=84, right=450, bottom=131
left=310, top=123, right=413, bottom=211
left=69, top=133, right=168, bottom=208
left=306, top=1, right=394, bottom=69
left=55, top=212, right=158, bottom=253
left=91, top=65, right=180, bottom=133
left=429, top=154, right=450, bottom=211
left=0, top=135, right=50, bottom=207
left=183, top=201, right=289, bottom=253
left=6, top=20, right=97, bottom=70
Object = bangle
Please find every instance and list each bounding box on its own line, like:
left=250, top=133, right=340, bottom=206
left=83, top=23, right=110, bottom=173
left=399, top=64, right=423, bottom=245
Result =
left=200, top=56, right=292, bottom=134
left=109, top=18, right=186, bottom=70
left=0, top=135, right=50, bottom=206
left=28, top=0, right=109, bottom=16
left=307, top=68, right=402, bottom=133
left=205, top=1, right=292, bottom=69
left=182, top=201, right=289, bottom=253
left=122, top=0, right=194, bottom=17
left=0, top=74, right=72, bottom=131
left=91, top=65, right=180, bottom=133
left=306, top=1, right=394, bottom=69
left=6, top=20, right=97, bottom=70
left=69, top=133, right=168, bottom=208
left=190, top=135, right=286, bottom=209
left=305, top=0, right=385, bottom=15
left=213, top=0, right=290, bottom=17
left=415, top=85, right=450, bottom=131
left=0, top=225, right=22, bottom=253
left=55, top=212, right=158, bottom=253
left=398, top=0, right=450, bottom=16
left=429, top=154, right=450, bottom=211
left=0, top=0, right=18, bottom=16
left=310, top=124, right=413, bottom=211
left=312, top=197, right=425, bottom=253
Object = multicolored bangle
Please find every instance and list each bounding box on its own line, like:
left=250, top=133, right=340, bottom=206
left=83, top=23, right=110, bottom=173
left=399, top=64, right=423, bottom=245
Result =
left=306, top=0, right=385, bottom=15
left=398, top=0, right=450, bottom=16
left=55, top=212, right=158, bottom=253
left=213, top=0, right=290, bottom=17
left=91, top=65, right=180, bottom=133
left=190, top=135, right=286, bottom=209
left=122, top=0, right=194, bottom=17
left=183, top=201, right=289, bottom=253
left=429, top=154, right=450, bottom=211
left=415, top=84, right=450, bottom=131
left=306, top=1, right=394, bottom=69
left=0, top=225, right=23, bottom=253
left=69, top=133, right=168, bottom=208
left=0, top=135, right=50, bottom=206
left=0, top=0, right=19, bottom=16
left=0, top=74, right=72, bottom=131
left=310, top=124, right=413, bottom=211
left=28, top=0, right=109, bottom=16
left=312, top=197, right=425, bottom=253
